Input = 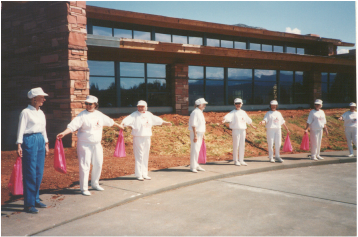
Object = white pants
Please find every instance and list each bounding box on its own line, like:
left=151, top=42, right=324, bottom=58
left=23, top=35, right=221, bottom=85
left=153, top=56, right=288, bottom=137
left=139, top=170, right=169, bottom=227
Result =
left=133, top=136, right=151, bottom=178
left=267, top=128, right=282, bottom=158
left=232, top=129, right=246, bottom=162
left=345, top=127, right=357, bottom=155
left=310, top=129, right=323, bottom=158
left=77, top=142, right=103, bottom=192
left=190, top=131, right=204, bottom=170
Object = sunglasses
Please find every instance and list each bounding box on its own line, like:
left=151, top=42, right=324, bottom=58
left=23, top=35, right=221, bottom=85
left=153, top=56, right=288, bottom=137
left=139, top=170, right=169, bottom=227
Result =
left=235, top=103, right=242, bottom=105
left=85, top=102, right=93, bottom=106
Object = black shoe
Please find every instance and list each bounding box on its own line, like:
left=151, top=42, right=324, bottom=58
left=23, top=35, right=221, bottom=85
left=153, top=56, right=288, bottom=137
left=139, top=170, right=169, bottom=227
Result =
left=24, top=207, right=39, bottom=214
left=35, top=202, right=47, bottom=208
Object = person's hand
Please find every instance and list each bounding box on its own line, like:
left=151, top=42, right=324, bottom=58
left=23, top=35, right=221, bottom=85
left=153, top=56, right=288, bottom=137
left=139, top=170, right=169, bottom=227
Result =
left=203, top=134, right=206, bottom=140
left=164, top=122, right=172, bottom=127
left=338, top=117, right=343, bottom=121
left=57, top=133, right=64, bottom=139
left=119, top=125, right=124, bottom=130
left=304, top=129, right=308, bottom=134
left=193, top=135, right=197, bottom=143
left=252, top=125, right=257, bottom=130
left=17, top=145, right=22, bottom=157
left=259, top=121, right=265, bottom=126
left=222, top=119, right=226, bottom=124
left=287, top=130, right=290, bottom=134
left=45, top=143, right=49, bottom=156
left=325, top=128, right=329, bottom=136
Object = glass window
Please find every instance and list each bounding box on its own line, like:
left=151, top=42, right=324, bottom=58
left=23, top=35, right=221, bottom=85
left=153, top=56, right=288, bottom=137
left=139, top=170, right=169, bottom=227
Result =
left=262, top=44, right=272, bottom=52
left=254, top=69, right=277, bottom=104
left=294, top=71, right=308, bottom=104
left=189, top=80, right=204, bottom=106
left=206, top=80, right=224, bottom=105
left=120, top=62, right=144, bottom=77
left=133, top=30, right=151, bottom=40
left=279, top=71, right=294, bottom=104
left=274, top=46, right=283, bottom=53
left=286, top=47, right=296, bottom=54
left=221, top=40, right=233, bottom=48
left=148, top=92, right=171, bottom=106
left=228, top=68, right=252, bottom=80
left=234, top=41, right=246, bottom=49
left=114, top=29, right=132, bottom=39
left=206, top=67, right=224, bottom=80
left=172, top=35, right=187, bottom=44
left=189, top=66, right=204, bottom=79
left=120, top=78, right=146, bottom=107
left=93, top=26, right=112, bottom=37
left=189, top=36, right=203, bottom=45
left=90, top=77, right=116, bottom=107
left=88, top=61, right=115, bottom=76
left=155, top=33, right=171, bottom=43
left=250, top=43, right=261, bottom=51
left=228, top=80, right=252, bottom=104
left=321, top=73, right=328, bottom=83
left=207, top=38, right=220, bottom=47
left=147, top=79, right=167, bottom=92
left=321, top=73, right=328, bottom=101
left=297, top=48, right=305, bottom=55
left=147, top=64, right=166, bottom=78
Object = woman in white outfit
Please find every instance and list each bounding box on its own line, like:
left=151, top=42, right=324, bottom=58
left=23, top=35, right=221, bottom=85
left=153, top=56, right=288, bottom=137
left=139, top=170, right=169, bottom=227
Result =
left=189, top=98, right=208, bottom=172
left=222, top=98, right=257, bottom=166
left=57, top=95, right=123, bottom=196
left=120, top=100, right=172, bottom=181
left=338, top=102, right=357, bottom=157
left=259, top=100, right=290, bottom=163
left=304, top=99, right=329, bottom=161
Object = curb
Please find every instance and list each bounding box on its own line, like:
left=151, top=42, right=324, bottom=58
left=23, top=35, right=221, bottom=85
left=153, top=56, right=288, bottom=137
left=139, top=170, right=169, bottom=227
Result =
left=29, top=157, right=356, bottom=236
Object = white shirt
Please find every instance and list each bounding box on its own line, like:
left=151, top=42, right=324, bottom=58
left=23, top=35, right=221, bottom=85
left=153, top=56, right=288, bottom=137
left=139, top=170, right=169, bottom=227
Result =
left=122, top=111, right=163, bottom=137
left=263, top=111, right=285, bottom=129
left=16, top=105, right=49, bottom=144
left=341, top=111, right=357, bottom=128
left=68, top=110, right=114, bottom=144
left=189, top=108, right=206, bottom=132
left=223, top=109, right=252, bottom=129
left=307, top=109, right=326, bottom=130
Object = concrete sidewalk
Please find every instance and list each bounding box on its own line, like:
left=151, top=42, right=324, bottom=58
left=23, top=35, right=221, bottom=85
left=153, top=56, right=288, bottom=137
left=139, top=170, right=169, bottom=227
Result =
left=1, top=151, right=356, bottom=236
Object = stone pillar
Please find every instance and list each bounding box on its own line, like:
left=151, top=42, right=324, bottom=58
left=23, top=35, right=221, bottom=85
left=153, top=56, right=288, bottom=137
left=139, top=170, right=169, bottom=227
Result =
left=306, top=71, right=322, bottom=104
left=167, top=64, right=189, bottom=115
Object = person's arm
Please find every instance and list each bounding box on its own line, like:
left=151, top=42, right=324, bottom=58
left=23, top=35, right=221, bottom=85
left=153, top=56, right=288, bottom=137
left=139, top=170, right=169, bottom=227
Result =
left=259, top=113, right=268, bottom=126
left=338, top=116, right=343, bottom=121
left=162, top=121, right=172, bottom=126
left=283, top=123, right=290, bottom=134
left=324, top=125, right=329, bottom=136
left=304, top=123, right=310, bottom=133
left=249, top=123, right=257, bottom=130
left=113, top=122, right=124, bottom=130
left=192, top=126, right=197, bottom=143
left=57, top=128, right=72, bottom=139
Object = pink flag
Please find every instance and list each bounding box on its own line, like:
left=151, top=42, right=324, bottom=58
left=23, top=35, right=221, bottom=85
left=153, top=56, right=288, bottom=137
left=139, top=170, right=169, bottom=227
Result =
left=114, top=130, right=126, bottom=157
left=54, top=138, right=67, bottom=174
left=8, top=157, right=23, bottom=195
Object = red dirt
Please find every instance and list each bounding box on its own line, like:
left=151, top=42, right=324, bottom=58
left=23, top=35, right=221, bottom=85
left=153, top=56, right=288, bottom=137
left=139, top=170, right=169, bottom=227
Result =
left=1, top=108, right=349, bottom=205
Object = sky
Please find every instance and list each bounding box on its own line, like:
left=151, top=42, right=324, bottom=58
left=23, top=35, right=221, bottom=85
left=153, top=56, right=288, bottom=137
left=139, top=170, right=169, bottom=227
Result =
left=87, top=1, right=356, bottom=54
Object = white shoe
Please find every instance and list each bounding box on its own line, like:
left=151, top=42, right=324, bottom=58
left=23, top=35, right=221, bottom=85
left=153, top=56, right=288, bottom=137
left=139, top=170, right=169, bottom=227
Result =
left=310, top=157, right=318, bottom=161
left=197, top=167, right=205, bottom=171
left=137, top=177, right=144, bottom=181
left=143, top=176, right=151, bottom=180
left=316, top=155, right=324, bottom=160
left=275, top=157, right=284, bottom=163
left=234, top=161, right=241, bottom=166
left=240, top=161, right=247, bottom=166
left=190, top=169, right=198, bottom=173
left=82, top=190, right=91, bottom=196
left=269, top=158, right=275, bottom=163
left=348, top=154, right=354, bottom=157
left=92, top=186, right=104, bottom=191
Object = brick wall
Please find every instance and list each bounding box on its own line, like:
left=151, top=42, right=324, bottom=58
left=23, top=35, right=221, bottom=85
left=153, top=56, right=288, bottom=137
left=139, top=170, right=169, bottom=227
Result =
left=306, top=71, right=322, bottom=104
left=1, top=1, right=88, bottom=149
left=167, top=64, right=189, bottom=115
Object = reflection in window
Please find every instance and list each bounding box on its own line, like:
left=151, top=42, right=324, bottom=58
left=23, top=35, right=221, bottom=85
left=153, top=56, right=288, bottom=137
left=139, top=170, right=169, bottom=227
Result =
left=90, top=77, right=116, bottom=107
left=279, top=71, right=294, bottom=104
left=294, top=71, right=308, bottom=104
left=321, top=73, right=328, bottom=101
left=228, top=68, right=252, bottom=104
left=274, top=46, right=283, bottom=53
left=250, top=43, right=261, bottom=51
left=148, top=64, right=166, bottom=78
left=173, top=35, right=187, bottom=44
left=93, top=26, right=112, bottom=36
left=120, top=62, right=144, bottom=77
left=262, top=44, right=272, bottom=52
left=147, top=79, right=167, bottom=92
left=155, top=33, right=171, bottom=43
left=207, top=38, right=220, bottom=47
left=254, top=69, right=277, bottom=104
left=189, top=66, right=204, bottom=79
left=88, top=61, right=114, bottom=76
left=206, top=80, right=224, bottom=105
left=189, top=36, right=203, bottom=45
left=120, top=78, right=146, bottom=107
left=297, top=48, right=305, bottom=55
left=133, top=30, right=151, bottom=40
left=228, top=68, right=252, bottom=80
left=189, top=66, right=204, bottom=105
left=286, top=47, right=296, bottom=54
left=114, top=29, right=132, bottom=38
left=234, top=41, right=246, bottom=49
left=206, top=67, right=224, bottom=79
left=221, top=40, right=233, bottom=48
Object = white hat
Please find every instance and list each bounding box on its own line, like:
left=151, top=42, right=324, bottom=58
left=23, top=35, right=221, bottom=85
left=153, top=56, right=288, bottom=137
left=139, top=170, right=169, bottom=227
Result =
left=195, top=98, right=208, bottom=105
left=234, top=98, right=243, bottom=104
left=314, top=99, right=323, bottom=105
left=137, top=100, right=147, bottom=107
left=349, top=102, right=356, bottom=107
left=27, top=87, right=48, bottom=99
left=85, top=95, right=98, bottom=103
left=270, top=100, right=278, bottom=105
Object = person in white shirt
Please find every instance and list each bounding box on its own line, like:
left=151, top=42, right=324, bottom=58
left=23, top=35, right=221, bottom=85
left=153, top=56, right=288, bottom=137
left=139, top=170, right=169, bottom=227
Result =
left=259, top=100, right=290, bottom=163
left=16, top=87, right=49, bottom=214
left=57, top=95, right=124, bottom=196
left=120, top=100, right=172, bottom=180
left=338, top=102, right=357, bottom=157
left=222, top=98, right=257, bottom=166
left=304, top=99, right=329, bottom=160
left=189, top=98, right=208, bottom=172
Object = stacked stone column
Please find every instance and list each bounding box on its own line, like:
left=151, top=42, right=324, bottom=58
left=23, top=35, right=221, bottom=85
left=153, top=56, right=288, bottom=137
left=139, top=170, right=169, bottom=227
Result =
left=167, top=64, right=189, bottom=115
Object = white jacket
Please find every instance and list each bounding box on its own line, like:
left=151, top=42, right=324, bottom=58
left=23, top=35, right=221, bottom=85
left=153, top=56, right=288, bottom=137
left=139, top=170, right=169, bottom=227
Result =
left=307, top=109, right=326, bottom=130
left=189, top=108, right=206, bottom=132
left=122, top=111, right=163, bottom=136
left=223, top=109, right=252, bottom=130
left=341, top=111, right=357, bottom=128
left=263, top=111, right=285, bottom=129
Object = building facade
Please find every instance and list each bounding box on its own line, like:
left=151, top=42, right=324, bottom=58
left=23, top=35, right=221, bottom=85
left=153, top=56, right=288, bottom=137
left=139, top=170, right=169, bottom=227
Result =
left=2, top=2, right=356, bottom=148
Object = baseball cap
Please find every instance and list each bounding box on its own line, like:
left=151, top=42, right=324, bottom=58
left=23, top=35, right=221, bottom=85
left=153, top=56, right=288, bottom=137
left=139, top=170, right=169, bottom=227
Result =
left=234, top=98, right=243, bottom=104
left=27, top=87, right=48, bottom=99
left=195, top=98, right=208, bottom=105
left=85, top=95, right=98, bottom=103
left=314, top=99, right=323, bottom=105
left=137, top=100, right=147, bottom=107
left=270, top=100, right=278, bottom=105
left=349, top=102, right=356, bottom=107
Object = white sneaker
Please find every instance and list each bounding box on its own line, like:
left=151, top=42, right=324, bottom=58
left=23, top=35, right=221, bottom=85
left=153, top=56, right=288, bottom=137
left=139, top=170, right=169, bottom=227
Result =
left=269, top=158, right=275, bottom=163
left=310, top=157, right=318, bottom=161
left=92, top=186, right=104, bottom=191
left=234, top=161, right=241, bottom=166
left=316, top=155, right=324, bottom=160
left=275, top=157, right=284, bottom=163
left=197, top=167, right=205, bottom=171
left=348, top=154, right=354, bottom=157
left=190, top=169, right=198, bottom=173
left=82, top=190, right=91, bottom=196
left=240, top=161, right=248, bottom=166
left=143, top=176, right=151, bottom=180
left=137, top=177, right=144, bottom=181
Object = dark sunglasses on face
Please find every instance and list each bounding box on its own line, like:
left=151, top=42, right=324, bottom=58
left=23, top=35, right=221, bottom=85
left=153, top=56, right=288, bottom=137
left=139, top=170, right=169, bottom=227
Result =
left=235, top=103, right=242, bottom=105
left=85, top=102, right=93, bottom=106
